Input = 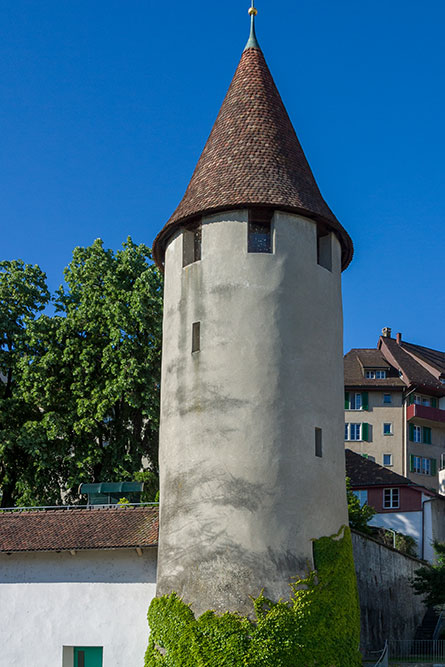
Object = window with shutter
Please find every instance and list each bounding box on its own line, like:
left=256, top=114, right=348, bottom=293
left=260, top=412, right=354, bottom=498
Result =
left=361, top=392, right=369, bottom=410
left=362, top=423, right=370, bottom=442
left=423, top=427, right=432, bottom=445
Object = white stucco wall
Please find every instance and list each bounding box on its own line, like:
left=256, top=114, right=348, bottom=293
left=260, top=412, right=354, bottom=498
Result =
left=0, top=549, right=157, bottom=667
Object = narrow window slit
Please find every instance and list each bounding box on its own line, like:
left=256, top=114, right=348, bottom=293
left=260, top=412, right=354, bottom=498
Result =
left=192, top=322, right=201, bottom=353
left=315, top=428, right=323, bottom=458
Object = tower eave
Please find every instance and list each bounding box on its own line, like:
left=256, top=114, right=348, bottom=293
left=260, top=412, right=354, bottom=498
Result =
left=152, top=204, right=354, bottom=272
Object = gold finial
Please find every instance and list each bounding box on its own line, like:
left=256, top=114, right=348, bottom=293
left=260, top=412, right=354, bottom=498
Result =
left=248, top=1, right=258, bottom=17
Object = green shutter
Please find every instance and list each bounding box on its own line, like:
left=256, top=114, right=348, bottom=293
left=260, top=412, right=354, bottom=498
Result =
left=409, top=394, right=415, bottom=405
left=410, top=455, right=415, bottom=472
left=423, top=427, right=432, bottom=445
left=409, top=423, right=415, bottom=441
left=362, top=423, right=369, bottom=442
left=431, top=459, right=437, bottom=476
left=344, top=392, right=350, bottom=410
left=362, top=392, right=369, bottom=411
left=432, top=398, right=437, bottom=408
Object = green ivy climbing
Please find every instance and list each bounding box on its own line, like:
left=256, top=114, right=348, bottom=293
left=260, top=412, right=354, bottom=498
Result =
left=145, top=526, right=361, bottom=667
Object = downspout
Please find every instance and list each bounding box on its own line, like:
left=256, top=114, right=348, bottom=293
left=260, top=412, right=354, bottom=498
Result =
left=421, top=497, right=434, bottom=561
left=403, top=386, right=418, bottom=478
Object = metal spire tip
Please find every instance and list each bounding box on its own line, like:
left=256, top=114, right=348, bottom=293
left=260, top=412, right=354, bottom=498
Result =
left=245, top=1, right=260, bottom=51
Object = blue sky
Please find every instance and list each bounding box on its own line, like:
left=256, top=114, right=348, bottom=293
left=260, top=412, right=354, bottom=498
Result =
left=1, top=0, right=444, bottom=353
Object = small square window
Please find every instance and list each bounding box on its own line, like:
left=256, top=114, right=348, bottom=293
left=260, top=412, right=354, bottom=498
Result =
left=383, top=423, right=392, bottom=436
left=315, top=428, right=322, bottom=457
left=383, top=488, right=399, bottom=509
left=383, top=394, right=392, bottom=404
left=383, top=454, right=392, bottom=466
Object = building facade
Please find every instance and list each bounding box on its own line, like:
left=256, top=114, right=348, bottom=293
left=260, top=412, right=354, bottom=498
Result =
left=0, top=506, right=158, bottom=667
left=345, top=328, right=445, bottom=491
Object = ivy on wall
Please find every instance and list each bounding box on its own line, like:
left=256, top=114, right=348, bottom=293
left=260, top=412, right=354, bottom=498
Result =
left=145, top=526, right=361, bottom=667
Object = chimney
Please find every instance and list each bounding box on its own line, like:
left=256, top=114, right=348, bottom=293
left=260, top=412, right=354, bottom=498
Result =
left=396, top=332, right=402, bottom=345
left=382, top=327, right=392, bottom=338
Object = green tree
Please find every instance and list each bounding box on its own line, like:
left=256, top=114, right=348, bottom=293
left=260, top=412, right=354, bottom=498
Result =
left=0, top=260, right=50, bottom=507
left=411, top=541, right=445, bottom=607
left=346, top=478, right=375, bottom=534
left=1, top=239, right=163, bottom=507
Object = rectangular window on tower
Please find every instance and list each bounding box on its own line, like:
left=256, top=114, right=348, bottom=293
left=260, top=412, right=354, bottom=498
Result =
left=315, top=428, right=323, bottom=457
left=248, top=209, right=273, bottom=253
left=192, top=322, right=201, bottom=353
left=183, top=224, right=202, bottom=267
left=317, top=227, right=332, bottom=271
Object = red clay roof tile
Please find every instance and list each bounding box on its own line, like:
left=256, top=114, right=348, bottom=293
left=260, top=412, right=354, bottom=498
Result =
left=0, top=506, right=158, bottom=553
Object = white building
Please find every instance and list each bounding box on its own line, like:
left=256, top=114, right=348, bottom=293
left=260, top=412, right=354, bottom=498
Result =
left=0, top=506, right=158, bottom=667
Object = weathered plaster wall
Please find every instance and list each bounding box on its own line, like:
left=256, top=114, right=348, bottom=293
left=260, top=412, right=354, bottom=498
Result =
left=157, top=209, right=348, bottom=616
left=352, top=531, right=426, bottom=651
left=0, top=549, right=157, bottom=667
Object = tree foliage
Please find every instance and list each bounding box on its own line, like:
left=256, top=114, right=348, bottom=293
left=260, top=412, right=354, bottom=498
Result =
left=411, top=541, right=445, bottom=607
left=346, top=478, right=375, bottom=534
left=145, top=527, right=362, bottom=667
left=0, top=260, right=50, bottom=507
left=0, top=239, right=162, bottom=507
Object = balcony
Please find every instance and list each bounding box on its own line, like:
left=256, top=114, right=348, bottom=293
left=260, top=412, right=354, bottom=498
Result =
left=407, top=403, right=445, bottom=425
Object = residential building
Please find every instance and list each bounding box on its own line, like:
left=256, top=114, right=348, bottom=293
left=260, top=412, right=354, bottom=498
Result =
left=346, top=449, right=445, bottom=561
left=345, top=328, right=445, bottom=491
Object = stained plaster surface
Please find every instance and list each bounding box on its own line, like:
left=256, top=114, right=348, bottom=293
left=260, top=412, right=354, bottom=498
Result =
left=157, top=210, right=349, bottom=616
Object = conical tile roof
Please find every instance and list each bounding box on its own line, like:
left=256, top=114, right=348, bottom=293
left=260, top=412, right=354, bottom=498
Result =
left=153, top=44, right=353, bottom=270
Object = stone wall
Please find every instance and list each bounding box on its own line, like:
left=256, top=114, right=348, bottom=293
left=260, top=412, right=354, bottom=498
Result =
left=352, top=530, right=427, bottom=652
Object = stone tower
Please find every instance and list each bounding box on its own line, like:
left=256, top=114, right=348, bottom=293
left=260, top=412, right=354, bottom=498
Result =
left=152, top=7, right=354, bottom=617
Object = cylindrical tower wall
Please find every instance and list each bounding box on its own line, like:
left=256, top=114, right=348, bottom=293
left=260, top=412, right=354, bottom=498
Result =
left=157, top=209, right=348, bottom=616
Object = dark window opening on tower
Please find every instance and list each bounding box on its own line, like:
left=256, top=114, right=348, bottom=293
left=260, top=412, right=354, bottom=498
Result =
left=192, top=322, right=201, bottom=353
left=317, top=228, right=332, bottom=271
left=315, top=428, right=323, bottom=458
left=183, top=225, right=202, bottom=267
left=248, top=209, right=273, bottom=253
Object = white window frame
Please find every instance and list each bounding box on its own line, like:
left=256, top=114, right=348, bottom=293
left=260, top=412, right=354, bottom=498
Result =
left=383, top=393, right=392, bottom=404
left=383, top=454, right=393, bottom=466
left=365, top=370, right=387, bottom=379
left=413, top=425, right=422, bottom=443
left=351, top=393, right=362, bottom=410
left=345, top=423, right=362, bottom=441
left=422, top=458, right=432, bottom=475
left=383, top=423, right=393, bottom=436
left=383, top=487, right=399, bottom=509
left=412, top=455, right=422, bottom=473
